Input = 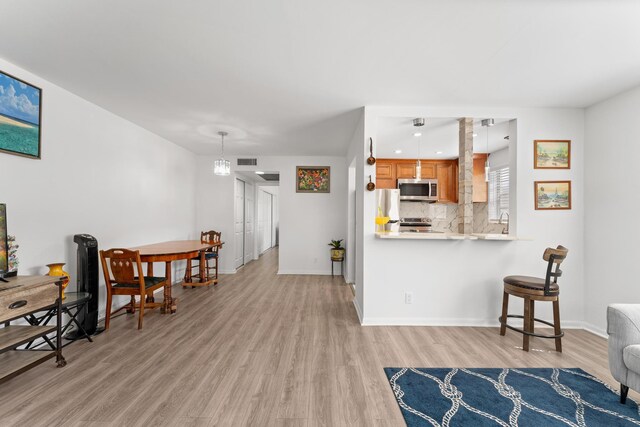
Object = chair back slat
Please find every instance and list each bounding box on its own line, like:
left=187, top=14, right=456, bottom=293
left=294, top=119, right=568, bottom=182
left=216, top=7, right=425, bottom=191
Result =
left=201, top=230, right=222, bottom=253
left=100, top=249, right=143, bottom=287
left=543, top=245, right=568, bottom=296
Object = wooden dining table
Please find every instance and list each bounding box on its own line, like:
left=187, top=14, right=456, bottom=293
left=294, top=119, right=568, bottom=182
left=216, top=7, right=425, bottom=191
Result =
left=129, top=240, right=223, bottom=314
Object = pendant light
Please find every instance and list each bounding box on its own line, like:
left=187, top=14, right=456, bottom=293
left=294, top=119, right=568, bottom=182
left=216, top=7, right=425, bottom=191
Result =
left=413, top=118, right=425, bottom=180
left=481, top=119, right=494, bottom=182
left=213, top=131, right=231, bottom=176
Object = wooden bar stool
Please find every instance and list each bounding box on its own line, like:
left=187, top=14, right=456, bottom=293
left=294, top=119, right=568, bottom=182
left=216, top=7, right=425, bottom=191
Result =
left=499, top=245, right=568, bottom=352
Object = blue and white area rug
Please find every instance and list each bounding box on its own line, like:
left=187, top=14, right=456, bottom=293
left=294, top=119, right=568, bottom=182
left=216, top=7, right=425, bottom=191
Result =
left=384, top=367, right=640, bottom=426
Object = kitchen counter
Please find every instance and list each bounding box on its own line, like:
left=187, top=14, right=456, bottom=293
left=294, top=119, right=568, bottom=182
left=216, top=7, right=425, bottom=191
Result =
left=376, top=232, right=520, bottom=240
left=376, top=231, right=470, bottom=240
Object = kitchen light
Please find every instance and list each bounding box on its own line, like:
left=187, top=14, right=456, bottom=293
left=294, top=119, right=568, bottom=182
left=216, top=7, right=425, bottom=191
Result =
left=213, top=131, right=231, bottom=176
left=436, top=151, right=443, bottom=154
left=394, top=149, right=402, bottom=154
left=414, top=132, right=422, bottom=137
left=255, top=171, right=265, bottom=175
left=481, top=119, right=494, bottom=182
left=413, top=118, right=425, bottom=179
left=473, top=133, right=478, bottom=137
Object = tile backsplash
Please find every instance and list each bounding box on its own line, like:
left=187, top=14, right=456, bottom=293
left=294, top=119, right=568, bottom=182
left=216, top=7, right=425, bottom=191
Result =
left=399, top=201, right=506, bottom=234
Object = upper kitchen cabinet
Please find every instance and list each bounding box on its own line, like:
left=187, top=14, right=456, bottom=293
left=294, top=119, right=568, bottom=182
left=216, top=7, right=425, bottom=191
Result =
left=376, top=160, right=396, bottom=189
left=396, top=162, right=416, bottom=179
left=436, top=161, right=457, bottom=203
left=473, top=153, right=488, bottom=203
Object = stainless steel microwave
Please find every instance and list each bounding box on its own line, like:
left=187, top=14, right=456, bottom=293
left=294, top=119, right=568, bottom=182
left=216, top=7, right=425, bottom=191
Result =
left=397, top=179, right=438, bottom=202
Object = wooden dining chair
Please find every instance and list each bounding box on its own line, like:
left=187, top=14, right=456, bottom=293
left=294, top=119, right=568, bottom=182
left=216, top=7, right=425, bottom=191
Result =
left=99, top=248, right=167, bottom=330
left=184, top=231, right=222, bottom=285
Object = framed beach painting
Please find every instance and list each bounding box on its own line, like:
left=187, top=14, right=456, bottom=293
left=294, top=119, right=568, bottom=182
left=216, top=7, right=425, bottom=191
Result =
left=296, top=166, right=330, bottom=193
left=535, top=181, right=571, bottom=210
left=0, top=70, right=42, bottom=159
left=534, top=140, right=570, bottom=169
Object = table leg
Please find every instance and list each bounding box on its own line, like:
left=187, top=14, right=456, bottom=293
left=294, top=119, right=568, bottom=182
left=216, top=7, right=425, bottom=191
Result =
left=162, top=260, right=177, bottom=314
left=199, top=251, right=206, bottom=283
left=185, top=257, right=193, bottom=283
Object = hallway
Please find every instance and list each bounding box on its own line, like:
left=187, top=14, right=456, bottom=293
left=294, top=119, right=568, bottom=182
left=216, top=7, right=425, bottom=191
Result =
left=0, top=249, right=614, bottom=426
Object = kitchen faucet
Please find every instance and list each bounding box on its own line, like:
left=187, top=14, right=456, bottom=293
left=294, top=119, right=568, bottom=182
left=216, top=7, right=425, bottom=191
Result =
left=499, top=212, right=510, bottom=235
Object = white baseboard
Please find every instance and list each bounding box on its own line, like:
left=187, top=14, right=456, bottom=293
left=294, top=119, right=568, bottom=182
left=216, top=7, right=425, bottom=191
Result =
left=353, top=299, right=363, bottom=324
left=360, top=317, right=589, bottom=328
left=219, top=269, right=237, bottom=275
left=278, top=269, right=334, bottom=276
left=582, top=322, right=608, bottom=339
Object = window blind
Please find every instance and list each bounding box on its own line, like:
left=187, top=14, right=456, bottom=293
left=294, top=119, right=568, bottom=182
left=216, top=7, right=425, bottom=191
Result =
left=488, top=167, right=509, bottom=221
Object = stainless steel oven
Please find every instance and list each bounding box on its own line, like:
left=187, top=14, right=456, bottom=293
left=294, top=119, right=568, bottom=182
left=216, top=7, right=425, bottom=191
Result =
left=397, top=179, right=438, bottom=202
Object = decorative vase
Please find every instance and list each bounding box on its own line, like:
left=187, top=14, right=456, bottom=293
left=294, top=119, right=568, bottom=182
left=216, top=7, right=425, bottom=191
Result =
left=330, top=248, right=345, bottom=261
left=46, top=263, right=70, bottom=300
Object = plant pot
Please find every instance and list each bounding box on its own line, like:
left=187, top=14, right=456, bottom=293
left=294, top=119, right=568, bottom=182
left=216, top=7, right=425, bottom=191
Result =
left=330, top=248, right=345, bottom=261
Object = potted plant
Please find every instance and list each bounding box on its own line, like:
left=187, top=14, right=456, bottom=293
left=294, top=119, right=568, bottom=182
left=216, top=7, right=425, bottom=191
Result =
left=328, top=239, right=345, bottom=261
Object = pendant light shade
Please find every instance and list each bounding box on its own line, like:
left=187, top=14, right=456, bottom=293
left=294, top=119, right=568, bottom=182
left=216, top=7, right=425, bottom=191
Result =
left=481, top=119, right=494, bottom=182
left=213, top=131, right=231, bottom=176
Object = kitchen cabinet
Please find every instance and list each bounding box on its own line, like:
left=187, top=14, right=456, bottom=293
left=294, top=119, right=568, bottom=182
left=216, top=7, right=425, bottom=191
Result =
left=436, top=161, right=458, bottom=203
left=376, top=159, right=456, bottom=203
left=396, top=163, right=416, bottom=179
left=376, top=161, right=396, bottom=189
left=473, top=153, right=488, bottom=203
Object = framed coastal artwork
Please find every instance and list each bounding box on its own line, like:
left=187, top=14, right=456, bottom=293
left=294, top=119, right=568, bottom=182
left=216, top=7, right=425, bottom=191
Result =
left=534, top=140, right=570, bottom=169
left=535, top=181, right=571, bottom=210
left=0, top=70, right=42, bottom=159
left=296, top=166, right=330, bottom=193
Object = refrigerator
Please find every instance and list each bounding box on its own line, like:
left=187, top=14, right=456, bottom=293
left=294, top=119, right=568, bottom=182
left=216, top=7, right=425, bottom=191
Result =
left=375, top=189, right=400, bottom=232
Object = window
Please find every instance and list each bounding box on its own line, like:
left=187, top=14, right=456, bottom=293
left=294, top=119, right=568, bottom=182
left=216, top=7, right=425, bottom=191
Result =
left=488, top=167, right=509, bottom=221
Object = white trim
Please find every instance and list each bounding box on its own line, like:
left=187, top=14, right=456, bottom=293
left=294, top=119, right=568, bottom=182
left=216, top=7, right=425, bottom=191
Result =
left=359, top=317, right=588, bottom=328
left=583, top=322, right=608, bottom=339
left=219, top=269, right=237, bottom=275
left=353, top=298, right=363, bottom=324
left=278, top=269, right=334, bottom=275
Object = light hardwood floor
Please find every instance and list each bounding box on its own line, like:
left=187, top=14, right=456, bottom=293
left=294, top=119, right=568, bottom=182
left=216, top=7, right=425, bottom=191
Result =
left=0, top=248, right=620, bottom=426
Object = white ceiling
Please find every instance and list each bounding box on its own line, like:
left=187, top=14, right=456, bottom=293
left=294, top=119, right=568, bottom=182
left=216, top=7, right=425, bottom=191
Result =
left=377, top=117, right=512, bottom=159
left=1, top=1, right=639, bottom=156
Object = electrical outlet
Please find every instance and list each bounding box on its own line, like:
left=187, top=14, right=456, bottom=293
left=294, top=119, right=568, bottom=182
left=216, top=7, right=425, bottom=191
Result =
left=405, top=292, right=413, bottom=304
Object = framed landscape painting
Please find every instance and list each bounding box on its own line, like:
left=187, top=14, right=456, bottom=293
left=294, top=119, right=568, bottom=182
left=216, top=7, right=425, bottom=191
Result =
left=296, top=166, right=330, bottom=193
left=0, top=70, right=42, bottom=159
left=535, top=181, right=571, bottom=210
left=534, top=140, right=570, bottom=169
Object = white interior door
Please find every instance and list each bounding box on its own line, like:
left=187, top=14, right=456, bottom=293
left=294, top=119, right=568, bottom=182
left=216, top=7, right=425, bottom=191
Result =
left=244, top=182, right=255, bottom=263
left=234, top=179, right=245, bottom=269
left=271, top=194, right=278, bottom=247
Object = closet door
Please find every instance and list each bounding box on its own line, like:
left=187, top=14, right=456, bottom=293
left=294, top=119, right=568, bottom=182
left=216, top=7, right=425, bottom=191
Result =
left=244, top=182, right=255, bottom=263
left=234, top=179, right=245, bottom=268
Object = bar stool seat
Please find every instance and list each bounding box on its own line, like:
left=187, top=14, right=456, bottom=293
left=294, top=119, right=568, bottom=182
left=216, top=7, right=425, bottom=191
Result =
left=499, top=245, right=568, bottom=352
left=503, top=276, right=559, bottom=294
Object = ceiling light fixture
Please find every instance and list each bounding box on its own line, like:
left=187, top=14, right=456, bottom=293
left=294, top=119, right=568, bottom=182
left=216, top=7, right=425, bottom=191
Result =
left=481, top=119, right=494, bottom=182
left=255, top=171, right=265, bottom=175
left=473, top=133, right=478, bottom=137
left=213, top=131, right=231, bottom=176
left=414, top=132, right=422, bottom=137
left=436, top=151, right=443, bottom=154
left=394, top=149, right=403, bottom=154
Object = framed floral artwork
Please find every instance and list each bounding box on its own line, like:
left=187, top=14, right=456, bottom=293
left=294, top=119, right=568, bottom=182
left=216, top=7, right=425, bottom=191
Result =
left=296, top=166, right=330, bottom=193
left=535, top=181, right=571, bottom=210
left=534, top=140, right=570, bottom=169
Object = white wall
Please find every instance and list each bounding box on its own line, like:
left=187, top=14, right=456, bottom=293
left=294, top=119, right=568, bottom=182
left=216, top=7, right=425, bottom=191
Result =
left=584, top=84, right=640, bottom=335
left=196, top=156, right=347, bottom=275
left=0, top=57, right=197, bottom=318
left=358, top=106, right=584, bottom=326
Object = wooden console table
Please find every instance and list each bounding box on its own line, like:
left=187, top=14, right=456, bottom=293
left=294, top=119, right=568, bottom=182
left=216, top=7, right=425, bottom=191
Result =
left=0, top=275, right=66, bottom=384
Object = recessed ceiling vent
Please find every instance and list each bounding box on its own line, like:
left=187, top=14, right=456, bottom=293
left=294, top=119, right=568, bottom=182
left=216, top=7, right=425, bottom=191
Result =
left=260, top=173, right=280, bottom=182
left=237, top=158, right=258, bottom=166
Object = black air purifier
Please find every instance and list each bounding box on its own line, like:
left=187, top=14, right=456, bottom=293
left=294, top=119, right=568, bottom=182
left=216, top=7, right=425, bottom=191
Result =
left=67, top=234, right=103, bottom=338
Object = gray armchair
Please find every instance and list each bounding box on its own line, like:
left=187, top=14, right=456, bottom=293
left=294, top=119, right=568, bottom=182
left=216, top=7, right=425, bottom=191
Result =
left=607, top=304, right=640, bottom=403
